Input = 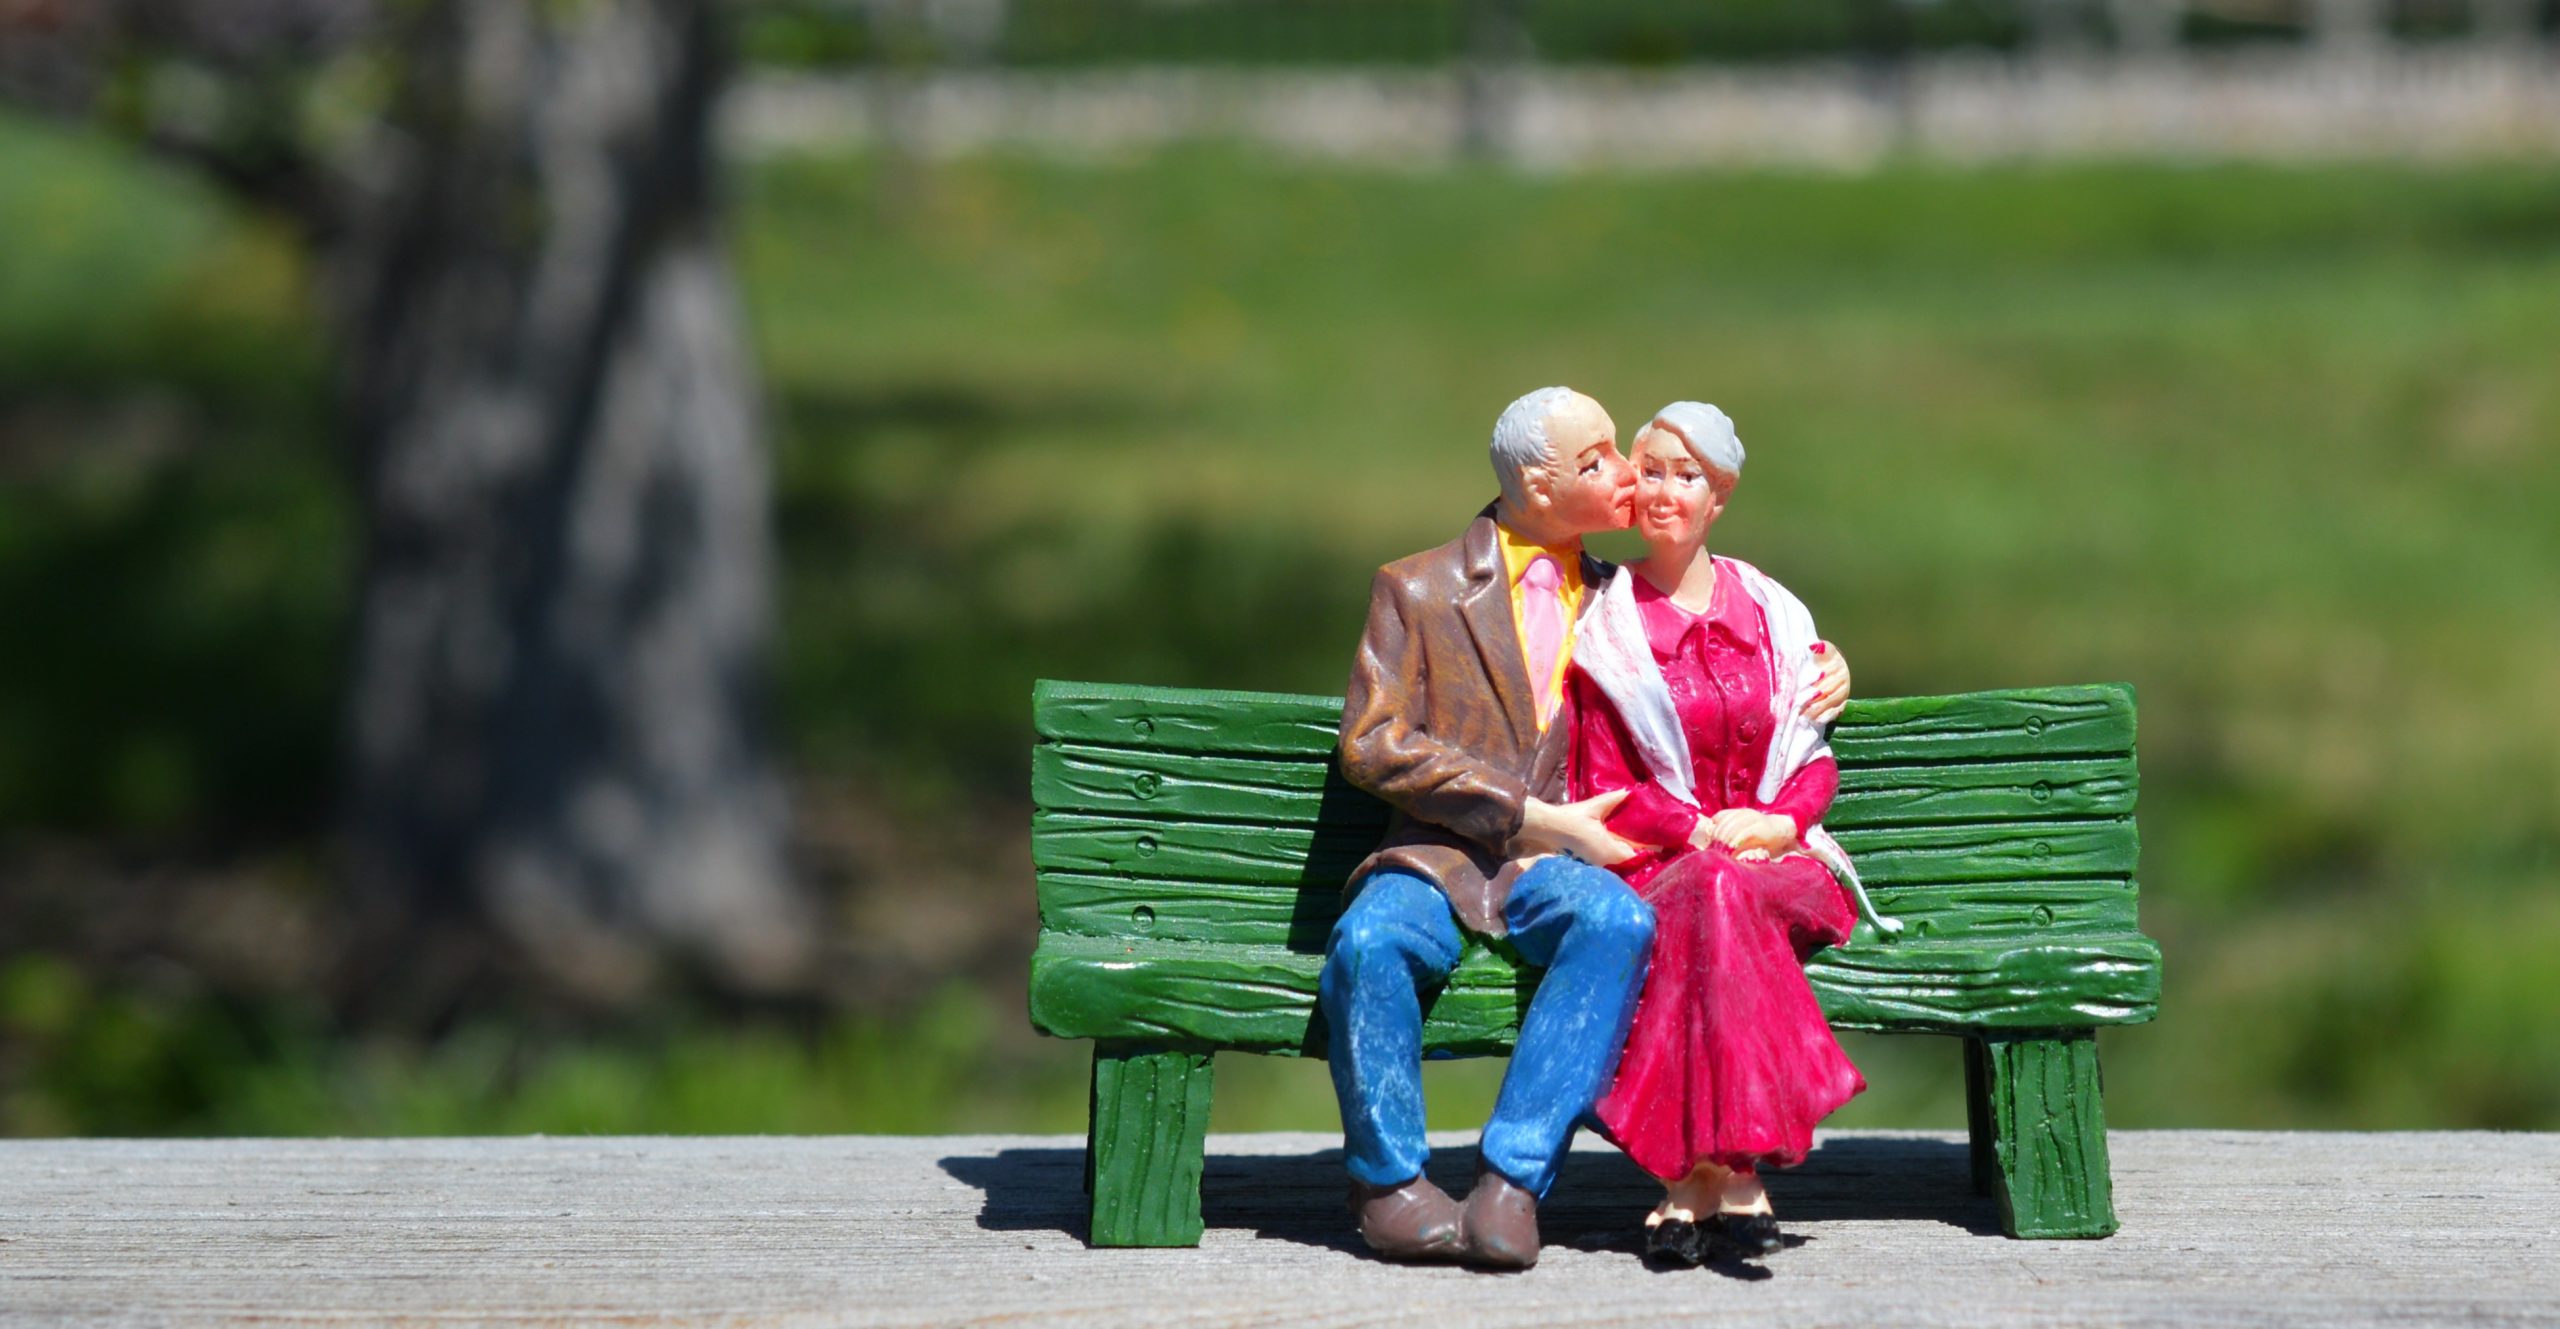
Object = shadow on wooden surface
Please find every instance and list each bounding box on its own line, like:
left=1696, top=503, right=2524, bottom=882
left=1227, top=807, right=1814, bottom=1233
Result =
left=938, top=1132, right=2001, bottom=1257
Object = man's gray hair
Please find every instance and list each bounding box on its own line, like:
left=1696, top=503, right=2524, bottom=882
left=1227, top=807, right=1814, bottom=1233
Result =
left=1648, top=401, right=1745, bottom=483
left=1490, top=385, right=1578, bottom=504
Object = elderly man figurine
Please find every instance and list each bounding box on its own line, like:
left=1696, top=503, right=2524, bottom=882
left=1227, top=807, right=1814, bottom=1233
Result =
left=1324, top=386, right=1658, bottom=1270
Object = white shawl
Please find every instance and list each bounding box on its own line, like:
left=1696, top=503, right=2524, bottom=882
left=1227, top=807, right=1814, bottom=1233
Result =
left=1573, top=557, right=1901, bottom=937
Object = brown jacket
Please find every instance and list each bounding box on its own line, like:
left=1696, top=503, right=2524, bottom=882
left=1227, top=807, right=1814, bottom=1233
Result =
left=1339, top=505, right=1610, bottom=937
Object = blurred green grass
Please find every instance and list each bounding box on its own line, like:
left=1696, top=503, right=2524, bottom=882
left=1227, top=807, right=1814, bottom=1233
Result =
left=3, top=113, right=2557, bottom=1136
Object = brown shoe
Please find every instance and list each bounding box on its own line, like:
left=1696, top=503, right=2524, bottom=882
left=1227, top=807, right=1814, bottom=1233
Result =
left=1460, top=1168, right=1542, bottom=1270
left=1349, top=1175, right=1465, bottom=1262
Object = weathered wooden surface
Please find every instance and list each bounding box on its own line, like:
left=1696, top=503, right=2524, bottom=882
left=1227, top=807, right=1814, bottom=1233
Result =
left=1, top=1131, right=2553, bottom=1326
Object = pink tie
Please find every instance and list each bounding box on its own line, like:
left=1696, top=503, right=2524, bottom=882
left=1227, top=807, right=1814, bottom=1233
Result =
left=1520, top=554, right=1566, bottom=727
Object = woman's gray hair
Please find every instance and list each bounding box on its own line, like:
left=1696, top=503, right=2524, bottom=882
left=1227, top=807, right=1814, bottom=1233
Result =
left=1647, top=401, right=1744, bottom=484
left=1490, top=385, right=1577, bottom=504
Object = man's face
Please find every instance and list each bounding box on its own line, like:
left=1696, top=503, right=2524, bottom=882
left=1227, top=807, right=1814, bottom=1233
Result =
left=1531, top=393, right=1636, bottom=536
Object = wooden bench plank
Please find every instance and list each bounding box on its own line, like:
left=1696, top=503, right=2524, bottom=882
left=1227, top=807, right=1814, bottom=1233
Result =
left=1838, top=818, right=2136, bottom=884
left=1034, top=743, right=2137, bottom=828
left=1032, top=679, right=2136, bottom=766
left=1029, top=931, right=2163, bottom=1052
left=1034, top=680, right=1344, bottom=757
left=1031, top=812, right=1379, bottom=886
left=1039, top=873, right=2140, bottom=950
left=1862, top=880, right=2140, bottom=938
left=1032, top=811, right=2137, bottom=889
left=1040, top=873, right=1338, bottom=949
left=1029, top=744, right=1381, bottom=827
left=1826, top=756, right=2138, bottom=828
left=1830, top=686, right=2134, bottom=766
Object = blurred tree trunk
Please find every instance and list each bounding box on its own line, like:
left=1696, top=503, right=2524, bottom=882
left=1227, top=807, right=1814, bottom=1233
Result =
left=1850, top=0, right=1919, bottom=152
left=339, top=0, right=810, bottom=1010
left=2472, top=0, right=2542, bottom=47
left=2106, top=0, right=2185, bottom=62
left=2309, top=0, right=2388, bottom=57
left=1456, top=0, right=1528, bottom=163
left=0, top=0, right=814, bottom=1010
left=2024, top=0, right=2096, bottom=62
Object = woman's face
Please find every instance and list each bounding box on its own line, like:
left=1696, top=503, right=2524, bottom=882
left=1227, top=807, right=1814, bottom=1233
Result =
left=1632, top=425, right=1728, bottom=553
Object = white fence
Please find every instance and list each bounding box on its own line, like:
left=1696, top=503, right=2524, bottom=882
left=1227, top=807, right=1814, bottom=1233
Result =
left=732, top=46, right=2560, bottom=167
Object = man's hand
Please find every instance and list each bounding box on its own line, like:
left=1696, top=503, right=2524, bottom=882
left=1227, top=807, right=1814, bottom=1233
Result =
left=1800, top=642, right=1851, bottom=724
left=1516, top=790, right=1639, bottom=866
left=1694, top=808, right=1798, bottom=862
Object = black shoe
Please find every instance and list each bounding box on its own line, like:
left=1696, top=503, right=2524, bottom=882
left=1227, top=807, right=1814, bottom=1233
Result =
left=1644, top=1217, right=1705, bottom=1267
left=1706, top=1211, right=1783, bottom=1260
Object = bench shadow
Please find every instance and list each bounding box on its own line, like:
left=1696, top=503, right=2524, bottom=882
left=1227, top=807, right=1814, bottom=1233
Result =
left=937, top=1133, right=2000, bottom=1257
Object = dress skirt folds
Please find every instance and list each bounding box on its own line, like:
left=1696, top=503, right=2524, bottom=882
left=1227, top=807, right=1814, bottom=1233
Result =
left=1590, top=846, right=1861, bottom=1178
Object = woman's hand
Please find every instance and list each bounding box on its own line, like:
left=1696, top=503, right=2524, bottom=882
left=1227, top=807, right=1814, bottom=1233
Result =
left=1800, top=643, right=1850, bottom=724
left=1696, top=809, right=1799, bottom=862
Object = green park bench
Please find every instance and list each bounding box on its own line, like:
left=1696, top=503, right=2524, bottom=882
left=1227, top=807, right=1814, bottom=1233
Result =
left=1027, top=678, right=2162, bottom=1248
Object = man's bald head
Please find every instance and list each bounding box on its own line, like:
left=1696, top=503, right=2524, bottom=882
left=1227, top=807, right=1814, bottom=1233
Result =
left=1488, top=386, right=1633, bottom=542
left=1492, top=386, right=1602, bottom=506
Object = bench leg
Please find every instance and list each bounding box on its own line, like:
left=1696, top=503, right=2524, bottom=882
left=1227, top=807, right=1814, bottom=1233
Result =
left=1085, top=1043, right=1216, bottom=1247
left=1966, top=1032, right=2119, bottom=1239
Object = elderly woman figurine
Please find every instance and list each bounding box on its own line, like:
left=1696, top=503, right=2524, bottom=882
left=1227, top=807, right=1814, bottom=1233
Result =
left=1567, top=401, right=1893, bottom=1266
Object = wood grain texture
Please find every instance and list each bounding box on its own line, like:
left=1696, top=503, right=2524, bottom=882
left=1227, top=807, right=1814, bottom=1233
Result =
left=1031, top=811, right=1381, bottom=886
left=1809, top=934, right=2161, bottom=1029
left=1040, top=872, right=1339, bottom=949
left=1032, top=679, right=2136, bottom=766
left=1034, top=811, right=2137, bottom=891
left=1830, top=817, right=2136, bottom=884
left=1040, top=873, right=2138, bottom=949
left=1034, top=679, right=1345, bottom=757
left=1974, top=1033, right=2119, bottom=1238
left=1826, top=754, right=2138, bottom=827
left=1034, top=742, right=2136, bottom=830
left=1030, top=744, right=1382, bottom=827
left=1088, top=1045, right=1216, bottom=1247
left=1, top=1132, right=2551, bottom=1326
left=1850, top=880, right=2138, bottom=938
left=1028, top=931, right=2162, bottom=1051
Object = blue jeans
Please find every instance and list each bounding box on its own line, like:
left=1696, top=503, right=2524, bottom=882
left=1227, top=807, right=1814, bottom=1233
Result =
left=1319, top=857, right=1653, bottom=1199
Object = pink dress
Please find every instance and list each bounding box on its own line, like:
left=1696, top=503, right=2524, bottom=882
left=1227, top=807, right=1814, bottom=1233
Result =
left=1573, top=569, right=1864, bottom=1180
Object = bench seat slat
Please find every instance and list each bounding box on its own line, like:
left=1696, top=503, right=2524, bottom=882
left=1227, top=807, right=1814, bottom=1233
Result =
left=1040, top=872, right=2140, bottom=950
left=1033, top=811, right=2137, bottom=888
left=1032, top=679, right=2136, bottom=766
left=1028, top=930, right=2163, bottom=1051
left=1034, top=743, right=2137, bottom=829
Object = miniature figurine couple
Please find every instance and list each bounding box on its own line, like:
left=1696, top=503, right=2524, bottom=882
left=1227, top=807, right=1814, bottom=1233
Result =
left=1326, top=386, right=1880, bottom=1270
